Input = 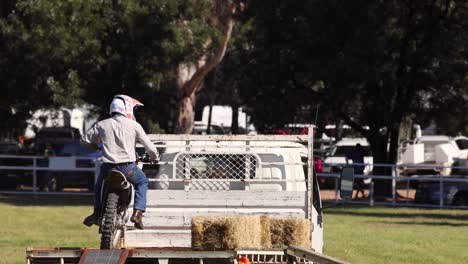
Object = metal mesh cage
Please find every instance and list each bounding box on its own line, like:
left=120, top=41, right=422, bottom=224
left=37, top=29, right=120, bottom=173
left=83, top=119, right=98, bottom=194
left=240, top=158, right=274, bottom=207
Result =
left=175, top=153, right=258, bottom=180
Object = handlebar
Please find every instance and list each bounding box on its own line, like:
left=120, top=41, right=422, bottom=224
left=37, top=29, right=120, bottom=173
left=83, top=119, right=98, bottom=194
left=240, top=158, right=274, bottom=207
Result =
left=136, top=152, right=159, bottom=164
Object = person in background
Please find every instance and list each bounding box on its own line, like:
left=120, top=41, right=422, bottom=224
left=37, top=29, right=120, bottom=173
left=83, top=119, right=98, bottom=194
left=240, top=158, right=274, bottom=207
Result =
left=81, top=95, right=159, bottom=229
left=348, top=143, right=366, bottom=198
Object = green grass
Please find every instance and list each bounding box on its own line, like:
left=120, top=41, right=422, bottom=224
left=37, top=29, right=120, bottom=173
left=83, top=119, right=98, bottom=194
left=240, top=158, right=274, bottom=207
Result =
left=0, top=195, right=99, bottom=264
left=323, top=206, right=468, bottom=264
left=0, top=195, right=467, bottom=264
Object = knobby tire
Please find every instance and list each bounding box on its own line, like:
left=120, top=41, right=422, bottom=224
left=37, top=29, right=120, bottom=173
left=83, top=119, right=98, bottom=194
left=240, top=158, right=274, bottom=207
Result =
left=100, top=193, right=119, bottom=249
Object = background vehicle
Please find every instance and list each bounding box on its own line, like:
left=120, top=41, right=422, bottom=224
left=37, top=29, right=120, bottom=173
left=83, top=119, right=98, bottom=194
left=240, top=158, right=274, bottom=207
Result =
left=44, top=141, right=101, bottom=191
left=33, top=127, right=81, bottom=154
left=415, top=176, right=468, bottom=206
left=399, top=135, right=468, bottom=176
left=191, top=121, right=227, bottom=134
left=0, top=141, right=33, bottom=190
left=0, top=142, right=23, bottom=154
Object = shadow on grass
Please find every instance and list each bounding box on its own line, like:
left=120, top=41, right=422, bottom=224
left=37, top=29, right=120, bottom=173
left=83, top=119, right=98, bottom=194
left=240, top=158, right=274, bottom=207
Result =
left=378, top=220, right=468, bottom=227
left=324, top=207, right=468, bottom=221
left=0, top=194, right=93, bottom=206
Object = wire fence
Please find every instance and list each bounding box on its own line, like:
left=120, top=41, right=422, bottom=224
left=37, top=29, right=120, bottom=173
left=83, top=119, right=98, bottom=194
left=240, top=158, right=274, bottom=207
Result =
left=318, top=162, right=468, bottom=209
left=0, top=153, right=467, bottom=210
left=0, top=154, right=99, bottom=195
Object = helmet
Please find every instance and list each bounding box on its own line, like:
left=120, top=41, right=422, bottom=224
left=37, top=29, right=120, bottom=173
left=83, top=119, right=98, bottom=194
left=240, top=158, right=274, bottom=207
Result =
left=109, top=94, right=144, bottom=120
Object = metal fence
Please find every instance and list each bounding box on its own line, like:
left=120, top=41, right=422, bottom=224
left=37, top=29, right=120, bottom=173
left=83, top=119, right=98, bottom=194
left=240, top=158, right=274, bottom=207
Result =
left=0, top=154, right=99, bottom=195
left=1, top=153, right=467, bottom=210
left=318, top=162, right=468, bottom=209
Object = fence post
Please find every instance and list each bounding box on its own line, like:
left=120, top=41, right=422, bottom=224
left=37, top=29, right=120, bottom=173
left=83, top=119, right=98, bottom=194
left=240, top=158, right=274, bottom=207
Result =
left=392, top=165, right=397, bottom=206
left=370, top=181, right=374, bottom=206
left=334, top=176, right=339, bottom=205
left=439, top=175, right=444, bottom=208
left=32, top=157, right=37, bottom=194
left=406, top=177, right=410, bottom=204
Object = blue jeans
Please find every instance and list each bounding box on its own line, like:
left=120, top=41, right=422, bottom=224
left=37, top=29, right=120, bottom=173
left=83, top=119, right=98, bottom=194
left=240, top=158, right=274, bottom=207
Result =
left=94, top=162, right=148, bottom=212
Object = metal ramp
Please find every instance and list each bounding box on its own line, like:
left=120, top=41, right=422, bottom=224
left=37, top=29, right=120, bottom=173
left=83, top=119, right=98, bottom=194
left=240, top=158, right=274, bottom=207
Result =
left=78, top=249, right=129, bottom=264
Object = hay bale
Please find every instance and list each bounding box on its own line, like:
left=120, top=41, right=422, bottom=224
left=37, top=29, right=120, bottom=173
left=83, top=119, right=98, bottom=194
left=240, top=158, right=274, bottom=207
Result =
left=191, top=217, right=205, bottom=250
left=270, top=218, right=311, bottom=249
left=224, top=215, right=263, bottom=249
left=260, top=215, right=272, bottom=248
left=191, top=215, right=309, bottom=250
left=270, top=219, right=287, bottom=249
left=203, top=217, right=228, bottom=250
left=192, top=216, right=227, bottom=250
left=191, top=215, right=271, bottom=250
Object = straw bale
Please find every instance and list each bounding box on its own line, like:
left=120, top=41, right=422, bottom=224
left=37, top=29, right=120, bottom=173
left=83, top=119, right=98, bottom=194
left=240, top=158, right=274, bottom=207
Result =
left=191, top=215, right=271, bottom=250
left=191, top=217, right=208, bottom=250
left=260, top=215, right=272, bottom=248
left=270, top=218, right=311, bottom=249
left=192, top=216, right=227, bottom=250
left=270, top=219, right=287, bottom=249
left=191, top=215, right=309, bottom=250
left=224, top=215, right=263, bottom=249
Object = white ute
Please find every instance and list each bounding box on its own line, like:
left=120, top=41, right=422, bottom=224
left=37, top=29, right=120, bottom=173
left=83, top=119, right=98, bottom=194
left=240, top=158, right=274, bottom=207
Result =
left=127, top=134, right=324, bottom=252
left=399, top=135, right=468, bottom=176
left=27, top=132, right=352, bottom=264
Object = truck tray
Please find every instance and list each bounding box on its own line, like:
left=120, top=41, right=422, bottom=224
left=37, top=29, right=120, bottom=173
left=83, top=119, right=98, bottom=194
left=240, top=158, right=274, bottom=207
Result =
left=26, top=246, right=348, bottom=264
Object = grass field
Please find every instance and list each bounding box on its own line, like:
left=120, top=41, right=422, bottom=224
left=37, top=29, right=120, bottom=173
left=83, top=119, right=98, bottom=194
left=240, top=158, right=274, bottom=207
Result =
left=0, top=195, right=467, bottom=264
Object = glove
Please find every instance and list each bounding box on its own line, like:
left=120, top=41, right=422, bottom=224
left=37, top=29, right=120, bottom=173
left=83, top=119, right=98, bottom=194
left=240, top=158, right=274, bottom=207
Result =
left=150, top=152, right=160, bottom=164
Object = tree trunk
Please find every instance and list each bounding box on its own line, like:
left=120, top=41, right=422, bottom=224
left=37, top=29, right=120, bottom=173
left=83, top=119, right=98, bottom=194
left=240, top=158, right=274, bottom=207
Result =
left=231, top=104, right=239, bottom=134
left=173, top=1, right=237, bottom=134
left=174, top=94, right=196, bottom=134
left=207, top=101, right=214, bottom=134
left=368, top=126, right=392, bottom=198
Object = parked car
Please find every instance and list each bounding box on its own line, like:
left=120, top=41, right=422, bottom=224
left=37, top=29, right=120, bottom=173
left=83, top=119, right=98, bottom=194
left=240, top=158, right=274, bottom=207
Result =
left=0, top=142, right=23, bottom=155
left=0, top=141, right=33, bottom=190
left=45, top=141, right=102, bottom=192
left=415, top=176, right=468, bottom=206
left=33, top=127, right=81, bottom=154
left=192, top=121, right=227, bottom=134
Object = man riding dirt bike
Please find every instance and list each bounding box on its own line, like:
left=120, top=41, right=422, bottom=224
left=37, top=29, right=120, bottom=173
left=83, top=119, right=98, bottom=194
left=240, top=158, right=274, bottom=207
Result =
left=81, top=95, right=159, bottom=237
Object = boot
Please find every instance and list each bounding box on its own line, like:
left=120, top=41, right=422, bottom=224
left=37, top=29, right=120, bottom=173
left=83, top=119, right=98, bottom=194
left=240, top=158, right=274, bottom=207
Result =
left=131, top=209, right=144, bottom=230
left=83, top=209, right=99, bottom=227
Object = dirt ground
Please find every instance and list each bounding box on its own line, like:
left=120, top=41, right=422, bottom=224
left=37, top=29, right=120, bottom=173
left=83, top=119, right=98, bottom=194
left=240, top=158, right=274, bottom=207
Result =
left=320, top=189, right=417, bottom=203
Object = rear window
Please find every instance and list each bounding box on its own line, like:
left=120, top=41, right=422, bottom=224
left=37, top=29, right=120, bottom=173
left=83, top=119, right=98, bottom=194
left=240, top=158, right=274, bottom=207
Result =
left=59, top=143, right=97, bottom=156
left=175, top=153, right=257, bottom=179
left=421, top=141, right=450, bottom=150
left=37, top=131, right=73, bottom=138
left=455, top=139, right=468, bottom=150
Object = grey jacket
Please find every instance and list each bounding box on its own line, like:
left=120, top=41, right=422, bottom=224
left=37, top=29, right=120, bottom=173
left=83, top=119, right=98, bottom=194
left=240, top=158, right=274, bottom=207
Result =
left=81, top=115, right=159, bottom=163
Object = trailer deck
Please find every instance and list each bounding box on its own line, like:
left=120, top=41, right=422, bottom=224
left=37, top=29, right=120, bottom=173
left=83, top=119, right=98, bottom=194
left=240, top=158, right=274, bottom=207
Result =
left=26, top=246, right=349, bottom=264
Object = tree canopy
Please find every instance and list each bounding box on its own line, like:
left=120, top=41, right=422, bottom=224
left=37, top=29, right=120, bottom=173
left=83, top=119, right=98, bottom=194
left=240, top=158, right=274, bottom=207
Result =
left=0, top=0, right=466, bottom=177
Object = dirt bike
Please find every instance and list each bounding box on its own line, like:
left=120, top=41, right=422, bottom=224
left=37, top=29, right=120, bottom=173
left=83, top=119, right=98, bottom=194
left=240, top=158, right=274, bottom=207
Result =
left=97, top=152, right=157, bottom=249
left=98, top=169, right=134, bottom=249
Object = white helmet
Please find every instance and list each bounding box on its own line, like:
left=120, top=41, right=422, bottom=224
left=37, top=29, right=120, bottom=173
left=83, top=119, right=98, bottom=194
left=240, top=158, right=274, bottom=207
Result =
left=109, top=94, right=144, bottom=120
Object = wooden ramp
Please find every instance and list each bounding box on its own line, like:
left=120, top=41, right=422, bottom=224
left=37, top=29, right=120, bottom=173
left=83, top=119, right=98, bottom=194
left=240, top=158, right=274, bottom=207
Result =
left=78, top=249, right=129, bottom=264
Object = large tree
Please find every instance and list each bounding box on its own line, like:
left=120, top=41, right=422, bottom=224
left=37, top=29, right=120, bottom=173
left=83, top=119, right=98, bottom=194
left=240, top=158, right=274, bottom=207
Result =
left=0, top=0, right=246, bottom=136
left=173, top=0, right=245, bottom=134
left=235, top=0, right=468, bottom=195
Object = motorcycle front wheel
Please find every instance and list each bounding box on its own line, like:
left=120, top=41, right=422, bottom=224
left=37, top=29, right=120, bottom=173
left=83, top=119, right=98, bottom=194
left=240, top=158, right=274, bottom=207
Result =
left=100, top=193, right=120, bottom=249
